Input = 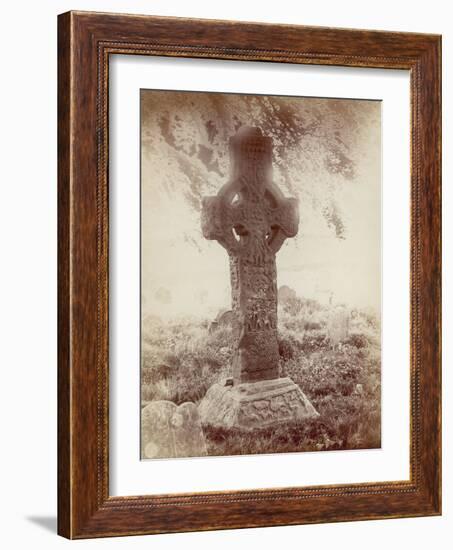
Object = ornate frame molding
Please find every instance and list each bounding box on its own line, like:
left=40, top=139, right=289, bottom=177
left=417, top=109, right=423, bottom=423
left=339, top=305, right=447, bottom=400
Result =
left=58, top=11, right=441, bottom=538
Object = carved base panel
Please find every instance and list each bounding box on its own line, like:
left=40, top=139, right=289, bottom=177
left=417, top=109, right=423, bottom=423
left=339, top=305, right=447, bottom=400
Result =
left=198, top=377, right=319, bottom=430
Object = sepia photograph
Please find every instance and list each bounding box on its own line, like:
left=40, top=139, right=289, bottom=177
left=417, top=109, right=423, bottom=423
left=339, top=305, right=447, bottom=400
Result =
left=140, top=89, right=382, bottom=460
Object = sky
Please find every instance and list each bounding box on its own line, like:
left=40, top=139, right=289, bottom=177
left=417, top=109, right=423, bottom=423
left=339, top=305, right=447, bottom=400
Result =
left=141, top=90, right=381, bottom=320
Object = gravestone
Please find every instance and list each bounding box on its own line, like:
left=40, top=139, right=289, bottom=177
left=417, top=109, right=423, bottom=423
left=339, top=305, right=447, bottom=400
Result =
left=209, top=308, right=234, bottom=333
left=199, top=126, right=318, bottom=429
left=327, top=305, right=349, bottom=349
left=216, top=309, right=233, bottom=326
left=141, top=401, right=207, bottom=459
left=278, top=285, right=297, bottom=304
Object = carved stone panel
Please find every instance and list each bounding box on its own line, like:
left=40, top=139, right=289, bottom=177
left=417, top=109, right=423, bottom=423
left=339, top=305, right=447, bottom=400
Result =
left=198, top=377, right=319, bottom=430
left=201, top=126, right=299, bottom=384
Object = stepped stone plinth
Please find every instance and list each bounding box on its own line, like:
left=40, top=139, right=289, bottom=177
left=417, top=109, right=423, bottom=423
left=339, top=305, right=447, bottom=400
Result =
left=199, top=377, right=318, bottom=429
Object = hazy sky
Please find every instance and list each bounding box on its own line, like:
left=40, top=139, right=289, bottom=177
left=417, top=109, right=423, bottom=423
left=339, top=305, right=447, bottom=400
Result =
left=141, top=90, right=381, bottom=320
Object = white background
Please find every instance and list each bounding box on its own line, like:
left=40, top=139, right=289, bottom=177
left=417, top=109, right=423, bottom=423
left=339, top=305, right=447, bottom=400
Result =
left=110, top=57, right=410, bottom=495
left=0, top=0, right=450, bottom=548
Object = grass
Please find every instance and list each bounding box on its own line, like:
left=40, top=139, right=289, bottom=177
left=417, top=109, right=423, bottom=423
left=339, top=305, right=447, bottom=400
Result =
left=141, top=300, right=381, bottom=456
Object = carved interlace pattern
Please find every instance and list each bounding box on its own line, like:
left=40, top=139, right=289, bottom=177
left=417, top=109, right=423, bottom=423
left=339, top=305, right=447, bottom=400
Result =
left=201, top=127, right=299, bottom=384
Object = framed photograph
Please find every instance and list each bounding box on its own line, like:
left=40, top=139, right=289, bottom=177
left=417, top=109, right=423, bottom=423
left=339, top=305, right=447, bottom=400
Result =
left=58, top=11, right=441, bottom=538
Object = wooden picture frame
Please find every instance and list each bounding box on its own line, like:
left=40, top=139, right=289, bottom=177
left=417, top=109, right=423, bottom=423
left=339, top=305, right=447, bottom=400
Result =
left=58, top=10, right=441, bottom=539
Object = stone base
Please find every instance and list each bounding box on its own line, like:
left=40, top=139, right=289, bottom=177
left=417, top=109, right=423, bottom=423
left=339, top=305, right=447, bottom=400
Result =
left=198, top=377, right=319, bottom=430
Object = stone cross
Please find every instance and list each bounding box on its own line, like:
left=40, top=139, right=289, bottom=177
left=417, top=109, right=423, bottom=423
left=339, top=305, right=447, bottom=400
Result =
left=201, top=126, right=299, bottom=385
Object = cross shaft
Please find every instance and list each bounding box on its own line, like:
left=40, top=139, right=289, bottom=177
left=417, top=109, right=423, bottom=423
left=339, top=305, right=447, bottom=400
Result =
left=201, top=126, right=299, bottom=384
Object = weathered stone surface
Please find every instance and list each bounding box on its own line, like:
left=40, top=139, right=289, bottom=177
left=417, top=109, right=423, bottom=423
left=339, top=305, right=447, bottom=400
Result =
left=201, top=126, right=298, bottom=384
left=327, top=306, right=349, bottom=348
left=209, top=308, right=233, bottom=333
left=199, top=377, right=319, bottom=430
left=141, top=401, right=207, bottom=459
left=199, top=126, right=318, bottom=429
left=216, top=308, right=234, bottom=325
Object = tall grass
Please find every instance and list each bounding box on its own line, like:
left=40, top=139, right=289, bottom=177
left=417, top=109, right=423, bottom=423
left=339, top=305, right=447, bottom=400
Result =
left=141, top=302, right=381, bottom=455
left=142, top=321, right=233, bottom=405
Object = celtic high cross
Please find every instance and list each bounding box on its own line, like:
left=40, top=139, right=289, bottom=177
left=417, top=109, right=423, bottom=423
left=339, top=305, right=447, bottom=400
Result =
left=201, top=126, right=299, bottom=384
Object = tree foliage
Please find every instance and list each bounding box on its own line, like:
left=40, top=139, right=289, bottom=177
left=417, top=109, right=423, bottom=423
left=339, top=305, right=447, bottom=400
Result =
left=141, top=91, right=378, bottom=240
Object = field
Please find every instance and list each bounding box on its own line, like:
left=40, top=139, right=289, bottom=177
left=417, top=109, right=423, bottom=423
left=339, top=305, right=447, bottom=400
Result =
left=141, top=297, right=381, bottom=457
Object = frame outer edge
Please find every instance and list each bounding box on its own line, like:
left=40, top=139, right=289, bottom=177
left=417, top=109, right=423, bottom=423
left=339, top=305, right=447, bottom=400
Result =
left=408, top=38, right=442, bottom=515
left=435, top=35, right=442, bottom=515
left=57, top=11, right=73, bottom=539
left=63, top=10, right=105, bottom=538
left=421, top=36, right=442, bottom=513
